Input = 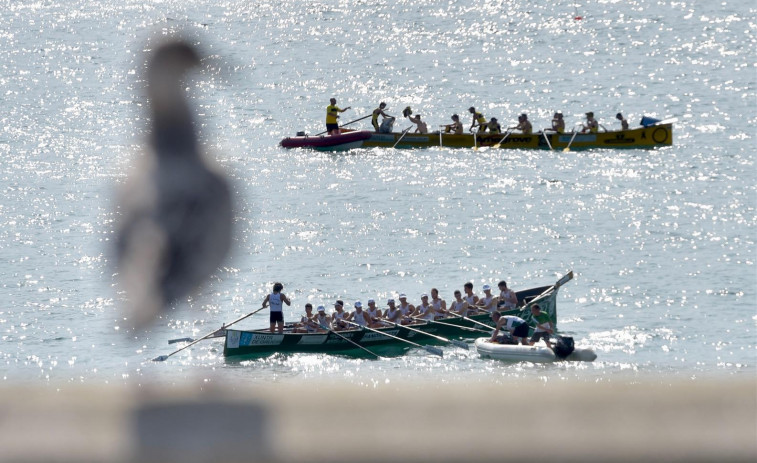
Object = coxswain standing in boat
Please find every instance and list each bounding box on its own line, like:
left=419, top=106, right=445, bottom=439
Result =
left=449, top=290, right=470, bottom=316
left=331, top=300, right=352, bottom=330
left=469, top=107, right=487, bottom=132
left=477, top=284, right=498, bottom=313
left=529, top=304, right=554, bottom=349
left=262, top=282, right=291, bottom=334
left=444, top=114, right=463, bottom=134
left=489, top=311, right=530, bottom=345
left=326, top=98, right=351, bottom=136
left=510, top=113, right=533, bottom=135
left=371, top=102, right=393, bottom=132
left=497, top=280, right=518, bottom=310
left=616, top=112, right=629, bottom=130
left=550, top=112, right=565, bottom=133
left=581, top=111, right=599, bottom=133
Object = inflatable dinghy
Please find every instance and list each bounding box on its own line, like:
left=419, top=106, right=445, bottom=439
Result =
left=475, top=337, right=597, bottom=363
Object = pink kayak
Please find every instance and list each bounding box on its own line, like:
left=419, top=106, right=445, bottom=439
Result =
left=280, top=131, right=372, bottom=151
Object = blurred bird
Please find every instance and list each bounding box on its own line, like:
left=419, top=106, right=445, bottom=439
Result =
left=115, top=39, right=232, bottom=330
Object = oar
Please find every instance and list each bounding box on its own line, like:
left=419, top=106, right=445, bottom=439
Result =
left=313, top=114, right=371, bottom=136
left=393, top=319, right=469, bottom=349
left=492, top=130, right=512, bottom=149
left=562, top=125, right=582, bottom=152
left=153, top=306, right=266, bottom=362
left=168, top=337, right=195, bottom=345
left=419, top=317, right=492, bottom=334
left=342, top=320, right=443, bottom=357
left=392, top=126, right=413, bottom=148
left=541, top=131, right=553, bottom=150
left=444, top=312, right=495, bottom=331
left=322, top=325, right=382, bottom=359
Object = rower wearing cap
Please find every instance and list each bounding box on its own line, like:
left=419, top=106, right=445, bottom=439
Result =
left=582, top=111, right=598, bottom=133
left=397, top=293, right=416, bottom=324
left=351, top=301, right=374, bottom=327
left=332, top=300, right=351, bottom=330
left=415, top=293, right=437, bottom=321
left=477, top=284, right=498, bottom=313
left=315, top=305, right=332, bottom=332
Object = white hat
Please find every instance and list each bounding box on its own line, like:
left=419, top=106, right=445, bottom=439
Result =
left=354, top=301, right=362, bottom=308
left=482, top=284, right=491, bottom=291
left=367, top=298, right=375, bottom=304
left=317, top=305, right=326, bottom=312
left=421, top=293, right=428, bottom=298
left=399, top=293, right=407, bottom=299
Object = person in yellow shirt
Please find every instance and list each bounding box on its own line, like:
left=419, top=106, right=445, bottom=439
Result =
left=326, top=98, right=351, bottom=135
left=468, top=107, right=487, bottom=133
left=581, top=111, right=598, bottom=133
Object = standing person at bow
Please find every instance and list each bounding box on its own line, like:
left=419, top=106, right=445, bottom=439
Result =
left=262, top=282, right=291, bottom=334
left=326, top=98, right=351, bottom=135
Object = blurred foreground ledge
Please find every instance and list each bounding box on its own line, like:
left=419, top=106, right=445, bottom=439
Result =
left=0, top=379, right=755, bottom=463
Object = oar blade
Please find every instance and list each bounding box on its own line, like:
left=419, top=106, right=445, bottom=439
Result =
left=451, top=340, right=469, bottom=350
left=424, top=345, right=444, bottom=357
left=152, top=355, right=169, bottom=362
left=167, top=337, right=195, bottom=345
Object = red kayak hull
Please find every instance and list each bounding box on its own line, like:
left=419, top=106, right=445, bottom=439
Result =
left=280, top=131, right=372, bottom=151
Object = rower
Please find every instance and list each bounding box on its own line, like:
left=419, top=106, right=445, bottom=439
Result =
left=616, top=112, right=629, bottom=130
left=497, top=280, right=518, bottom=310
left=397, top=293, right=416, bottom=323
left=550, top=112, right=565, bottom=133
left=581, top=111, right=598, bottom=133
left=444, top=114, right=463, bottom=134
left=463, top=282, right=479, bottom=308
left=469, top=107, right=487, bottom=132
left=366, top=298, right=382, bottom=322
left=449, top=290, right=470, bottom=317
left=509, top=113, right=532, bottom=135
left=430, top=288, right=447, bottom=318
left=476, top=284, right=498, bottom=313
left=351, top=301, right=375, bottom=327
left=384, top=298, right=404, bottom=325
left=415, top=293, right=437, bottom=321
left=331, top=300, right=351, bottom=330
left=315, top=305, right=332, bottom=332
left=486, top=117, right=501, bottom=134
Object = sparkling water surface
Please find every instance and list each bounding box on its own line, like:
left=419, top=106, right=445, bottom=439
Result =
left=0, top=0, right=754, bottom=387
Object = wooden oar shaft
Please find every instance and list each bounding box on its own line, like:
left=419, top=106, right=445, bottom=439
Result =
left=400, top=319, right=469, bottom=349
left=153, top=306, right=266, bottom=362
left=392, top=126, right=412, bottom=148
left=343, top=320, right=443, bottom=357
left=325, top=328, right=381, bottom=358
left=421, top=318, right=492, bottom=334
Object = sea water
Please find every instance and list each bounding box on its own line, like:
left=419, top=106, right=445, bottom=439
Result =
left=0, top=0, right=754, bottom=387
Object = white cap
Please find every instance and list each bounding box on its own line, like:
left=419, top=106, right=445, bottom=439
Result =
left=399, top=293, right=407, bottom=299
left=317, top=305, right=325, bottom=312
left=421, top=293, right=428, bottom=298
left=367, top=298, right=375, bottom=304
left=354, top=301, right=362, bottom=308
left=483, top=284, right=491, bottom=291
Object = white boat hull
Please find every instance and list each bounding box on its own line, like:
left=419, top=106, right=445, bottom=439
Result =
left=474, top=338, right=597, bottom=362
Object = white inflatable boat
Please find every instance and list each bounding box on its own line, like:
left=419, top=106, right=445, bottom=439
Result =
left=474, top=338, right=597, bottom=363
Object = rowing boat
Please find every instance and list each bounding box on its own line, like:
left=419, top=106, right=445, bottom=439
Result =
left=279, top=130, right=372, bottom=151
left=474, top=338, right=597, bottom=363
left=222, top=272, right=573, bottom=359
left=355, top=123, right=672, bottom=150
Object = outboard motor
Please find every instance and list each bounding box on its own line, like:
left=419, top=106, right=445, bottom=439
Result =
left=379, top=117, right=395, bottom=133
left=553, top=335, right=575, bottom=359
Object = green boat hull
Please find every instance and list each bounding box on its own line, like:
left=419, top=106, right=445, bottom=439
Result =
left=223, top=273, right=572, bottom=359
